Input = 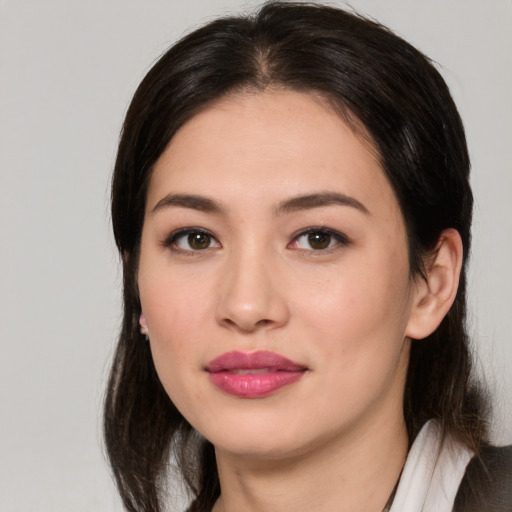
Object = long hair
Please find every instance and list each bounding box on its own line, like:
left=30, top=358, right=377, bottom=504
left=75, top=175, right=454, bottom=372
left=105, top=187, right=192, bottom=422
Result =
left=104, top=3, right=489, bottom=511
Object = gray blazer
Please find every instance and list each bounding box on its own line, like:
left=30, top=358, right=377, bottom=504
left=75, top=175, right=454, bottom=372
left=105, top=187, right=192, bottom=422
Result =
left=454, top=445, right=512, bottom=512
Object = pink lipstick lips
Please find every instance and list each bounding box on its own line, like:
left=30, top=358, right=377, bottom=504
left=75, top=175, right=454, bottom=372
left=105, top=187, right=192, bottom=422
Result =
left=206, top=351, right=307, bottom=398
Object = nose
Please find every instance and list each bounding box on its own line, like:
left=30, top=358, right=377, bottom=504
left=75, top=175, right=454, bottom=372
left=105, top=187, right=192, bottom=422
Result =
left=215, top=249, right=290, bottom=333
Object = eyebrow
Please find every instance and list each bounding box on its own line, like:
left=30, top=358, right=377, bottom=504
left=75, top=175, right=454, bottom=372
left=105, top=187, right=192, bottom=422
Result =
left=275, top=192, right=369, bottom=215
left=152, top=193, right=225, bottom=214
left=151, top=191, right=369, bottom=216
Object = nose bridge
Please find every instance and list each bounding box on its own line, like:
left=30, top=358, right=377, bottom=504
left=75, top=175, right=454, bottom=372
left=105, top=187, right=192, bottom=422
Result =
left=216, top=238, right=289, bottom=332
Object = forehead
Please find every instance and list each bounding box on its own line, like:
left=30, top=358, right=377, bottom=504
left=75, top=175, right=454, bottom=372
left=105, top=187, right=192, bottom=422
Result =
left=147, top=90, right=400, bottom=222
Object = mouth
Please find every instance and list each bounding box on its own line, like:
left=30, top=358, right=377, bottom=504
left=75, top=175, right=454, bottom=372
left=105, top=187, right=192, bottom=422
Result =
left=205, top=351, right=308, bottom=398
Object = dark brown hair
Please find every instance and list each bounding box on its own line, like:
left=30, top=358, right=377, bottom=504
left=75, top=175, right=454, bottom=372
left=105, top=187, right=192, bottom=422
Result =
left=104, top=2, right=489, bottom=511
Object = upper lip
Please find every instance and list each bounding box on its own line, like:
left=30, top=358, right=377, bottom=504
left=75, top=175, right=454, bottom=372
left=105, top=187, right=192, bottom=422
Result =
left=205, top=350, right=307, bottom=373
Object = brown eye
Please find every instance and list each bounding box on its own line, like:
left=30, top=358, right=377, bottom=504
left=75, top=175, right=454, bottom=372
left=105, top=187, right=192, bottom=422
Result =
left=291, top=228, right=349, bottom=251
left=188, top=232, right=212, bottom=250
left=166, top=229, right=220, bottom=252
left=307, top=232, right=331, bottom=250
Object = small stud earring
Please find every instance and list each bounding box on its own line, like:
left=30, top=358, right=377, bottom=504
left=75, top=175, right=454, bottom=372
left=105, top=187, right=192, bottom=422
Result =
left=139, top=313, right=149, bottom=341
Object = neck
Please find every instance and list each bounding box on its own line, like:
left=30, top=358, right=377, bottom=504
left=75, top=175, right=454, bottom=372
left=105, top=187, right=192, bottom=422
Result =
left=212, top=414, right=408, bottom=512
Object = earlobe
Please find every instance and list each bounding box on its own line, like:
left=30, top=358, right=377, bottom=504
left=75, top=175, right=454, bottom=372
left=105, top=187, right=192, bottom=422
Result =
left=405, top=228, right=463, bottom=340
left=140, top=312, right=149, bottom=339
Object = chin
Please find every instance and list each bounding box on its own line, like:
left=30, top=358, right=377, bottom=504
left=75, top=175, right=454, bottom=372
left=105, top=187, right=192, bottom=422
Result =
left=198, top=412, right=334, bottom=462
left=213, top=434, right=307, bottom=461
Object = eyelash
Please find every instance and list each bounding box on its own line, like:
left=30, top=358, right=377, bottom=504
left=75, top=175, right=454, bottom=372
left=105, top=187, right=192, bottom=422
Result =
left=163, top=227, right=220, bottom=253
left=162, top=226, right=350, bottom=254
left=288, top=226, right=350, bottom=252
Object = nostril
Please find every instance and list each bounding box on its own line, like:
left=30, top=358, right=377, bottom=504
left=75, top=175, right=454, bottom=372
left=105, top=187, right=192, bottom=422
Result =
left=215, top=277, right=290, bottom=332
left=220, top=316, right=274, bottom=333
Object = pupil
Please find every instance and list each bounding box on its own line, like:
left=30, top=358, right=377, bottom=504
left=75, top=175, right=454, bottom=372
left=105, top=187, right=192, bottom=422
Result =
left=308, top=232, right=330, bottom=249
left=189, top=232, right=210, bottom=250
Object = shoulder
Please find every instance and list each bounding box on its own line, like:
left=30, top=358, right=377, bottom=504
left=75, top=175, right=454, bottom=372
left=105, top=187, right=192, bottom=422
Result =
left=453, top=444, right=512, bottom=512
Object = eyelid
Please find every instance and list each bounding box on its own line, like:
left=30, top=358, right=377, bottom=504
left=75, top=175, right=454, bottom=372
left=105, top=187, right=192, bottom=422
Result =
left=161, top=225, right=349, bottom=253
left=288, top=226, right=350, bottom=250
left=163, top=226, right=221, bottom=252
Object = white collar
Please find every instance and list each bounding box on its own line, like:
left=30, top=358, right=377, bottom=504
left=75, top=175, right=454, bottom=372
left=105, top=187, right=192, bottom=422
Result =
left=389, top=420, right=474, bottom=512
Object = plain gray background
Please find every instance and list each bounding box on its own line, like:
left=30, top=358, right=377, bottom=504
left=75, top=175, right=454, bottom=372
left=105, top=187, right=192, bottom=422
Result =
left=1, top=0, right=510, bottom=510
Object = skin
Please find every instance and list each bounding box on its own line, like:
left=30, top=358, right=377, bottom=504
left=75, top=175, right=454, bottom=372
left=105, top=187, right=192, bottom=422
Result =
left=137, top=90, right=462, bottom=512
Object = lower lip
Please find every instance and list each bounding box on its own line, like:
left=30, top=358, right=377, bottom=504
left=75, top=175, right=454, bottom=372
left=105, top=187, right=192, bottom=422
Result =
left=209, top=371, right=305, bottom=398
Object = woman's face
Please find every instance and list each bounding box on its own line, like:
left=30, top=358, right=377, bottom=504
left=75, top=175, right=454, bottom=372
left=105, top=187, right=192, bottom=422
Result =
left=138, top=90, right=421, bottom=459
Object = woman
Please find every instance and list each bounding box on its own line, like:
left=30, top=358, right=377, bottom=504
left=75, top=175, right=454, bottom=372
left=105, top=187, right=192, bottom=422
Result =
left=103, top=2, right=511, bottom=511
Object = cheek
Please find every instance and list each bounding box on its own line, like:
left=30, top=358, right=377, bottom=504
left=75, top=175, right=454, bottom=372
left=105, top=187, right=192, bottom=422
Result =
left=138, top=266, right=199, bottom=369
left=146, top=303, right=204, bottom=414
left=143, top=282, right=219, bottom=431
left=139, top=246, right=214, bottom=329
left=296, top=259, right=411, bottom=336
left=292, top=248, right=414, bottom=387
left=297, top=273, right=412, bottom=420
left=143, top=281, right=210, bottom=355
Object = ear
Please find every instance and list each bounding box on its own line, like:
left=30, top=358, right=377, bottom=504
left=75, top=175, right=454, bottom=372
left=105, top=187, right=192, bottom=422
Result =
left=405, top=228, right=463, bottom=340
